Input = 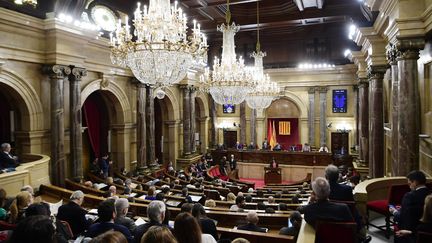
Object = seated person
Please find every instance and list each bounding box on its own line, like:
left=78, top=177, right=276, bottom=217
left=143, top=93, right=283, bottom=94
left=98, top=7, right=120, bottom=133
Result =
left=303, top=177, right=354, bottom=228
left=302, top=143, right=311, bottom=152
left=273, top=143, right=282, bottom=151
left=134, top=200, right=171, bottom=240
left=318, top=144, right=329, bottom=153
left=262, top=139, right=270, bottom=150
left=290, top=144, right=297, bottom=151
left=145, top=186, right=157, bottom=200
left=234, top=141, right=242, bottom=150
left=114, top=198, right=137, bottom=234
left=230, top=196, right=245, bottom=212
left=0, top=143, right=19, bottom=171
left=247, top=142, right=257, bottom=150
left=237, top=211, right=267, bottom=233
left=57, top=190, right=91, bottom=237
left=85, top=199, right=132, bottom=242
left=280, top=211, right=302, bottom=240
left=395, top=194, right=432, bottom=239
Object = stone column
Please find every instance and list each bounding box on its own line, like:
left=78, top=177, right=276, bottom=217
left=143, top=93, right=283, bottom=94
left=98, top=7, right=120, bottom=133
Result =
left=43, top=65, right=71, bottom=187
left=353, top=85, right=359, bottom=148
left=69, top=66, right=86, bottom=180
left=387, top=44, right=399, bottom=175
left=146, top=86, right=155, bottom=163
left=250, top=108, right=257, bottom=146
left=182, top=86, right=191, bottom=155
left=318, top=87, right=328, bottom=147
left=137, top=83, right=147, bottom=167
left=190, top=87, right=197, bottom=153
left=240, top=102, right=246, bottom=145
left=396, top=38, right=425, bottom=175
left=308, top=87, right=316, bottom=146
left=358, top=78, right=369, bottom=164
left=368, top=65, right=387, bottom=178
left=210, top=97, right=218, bottom=147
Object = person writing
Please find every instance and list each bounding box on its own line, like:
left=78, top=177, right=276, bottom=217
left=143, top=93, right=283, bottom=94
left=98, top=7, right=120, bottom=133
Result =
left=273, top=143, right=282, bottom=151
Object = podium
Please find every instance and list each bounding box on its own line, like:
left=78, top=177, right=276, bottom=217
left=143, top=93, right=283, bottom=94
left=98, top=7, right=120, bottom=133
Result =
left=264, top=167, right=282, bottom=184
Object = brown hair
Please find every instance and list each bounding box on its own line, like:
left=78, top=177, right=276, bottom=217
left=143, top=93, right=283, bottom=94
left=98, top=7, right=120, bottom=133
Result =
left=9, top=191, right=33, bottom=223
left=421, top=194, right=432, bottom=223
left=89, top=230, right=128, bottom=243
left=174, top=212, right=202, bottom=243
left=141, top=226, right=177, bottom=243
left=0, top=188, right=6, bottom=208
left=148, top=186, right=156, bottom=196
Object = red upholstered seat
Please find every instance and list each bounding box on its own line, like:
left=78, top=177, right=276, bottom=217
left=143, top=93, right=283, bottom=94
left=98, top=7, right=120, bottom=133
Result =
left=0, top=220, right=16, bottom=231
left=366, top=200, right=389, bottom=215
left=315, top=221, right=357, bottom=243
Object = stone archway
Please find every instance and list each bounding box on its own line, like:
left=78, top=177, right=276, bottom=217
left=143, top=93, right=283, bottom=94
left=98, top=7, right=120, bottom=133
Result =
left=0, top=68, right=44, bottom=154
left=81, top=79, right=132, bottom=172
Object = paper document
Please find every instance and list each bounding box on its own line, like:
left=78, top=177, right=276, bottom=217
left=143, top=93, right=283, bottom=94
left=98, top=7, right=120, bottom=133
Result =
left=135, top=217, right=147, bottom=226
left=48, top=199, right=63, bottom=216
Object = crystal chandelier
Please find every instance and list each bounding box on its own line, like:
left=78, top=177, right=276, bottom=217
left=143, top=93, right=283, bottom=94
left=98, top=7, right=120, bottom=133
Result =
left=110, top=0, right=207, bottom=90
left=245, top=1, right=279, bottom=110
left=14, top=0, right=37, bottom=6
left=200, top=0, right=256, bottom=105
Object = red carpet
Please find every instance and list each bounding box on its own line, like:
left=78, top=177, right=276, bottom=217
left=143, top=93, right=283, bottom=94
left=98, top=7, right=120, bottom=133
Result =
left=239, top=178, right=293, bottom=189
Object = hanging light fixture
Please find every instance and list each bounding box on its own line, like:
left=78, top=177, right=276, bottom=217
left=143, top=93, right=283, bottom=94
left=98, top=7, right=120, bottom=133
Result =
left=245, top=1, right=279, bottom=110
left=109, top=0, right=208, bottom=93
left=14, top=0, right=37, bottom=6
left=200, top=0, right=256, bottom=105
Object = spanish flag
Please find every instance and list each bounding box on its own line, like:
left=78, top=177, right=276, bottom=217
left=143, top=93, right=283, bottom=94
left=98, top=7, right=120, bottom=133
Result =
left=268, top=120, right=277, bottom=149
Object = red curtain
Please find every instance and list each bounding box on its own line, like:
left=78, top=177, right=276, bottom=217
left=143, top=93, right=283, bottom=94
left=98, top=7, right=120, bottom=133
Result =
left=267, top=118, right=299, bottom=150
left=83, top=96, right=102, bottom=158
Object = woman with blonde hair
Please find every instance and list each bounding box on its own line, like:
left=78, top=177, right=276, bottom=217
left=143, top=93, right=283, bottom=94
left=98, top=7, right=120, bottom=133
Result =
left=204, top=199, right=216, bottom=208
left=141, top=226, right=177, bottom=243
left=226, top=192, right=236, bottom=202
left=8, top=191, right=33, bottom=224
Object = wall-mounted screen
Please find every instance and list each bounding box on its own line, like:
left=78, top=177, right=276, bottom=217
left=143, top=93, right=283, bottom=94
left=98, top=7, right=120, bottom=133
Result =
left=332, top=89, right=347, bottom=113
left=222, top=104, right=235, bottom=114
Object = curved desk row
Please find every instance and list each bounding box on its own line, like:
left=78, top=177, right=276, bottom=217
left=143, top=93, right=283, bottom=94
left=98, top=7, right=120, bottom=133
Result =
left=0, top=153, right=50, bottom=196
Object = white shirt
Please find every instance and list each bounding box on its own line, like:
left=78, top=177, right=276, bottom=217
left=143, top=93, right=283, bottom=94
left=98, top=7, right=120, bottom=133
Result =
left=202, top=234, right=217, bottom=243
left=319, top=147, right=329, bottom=153
left=229, top=205, right=239, bottom=211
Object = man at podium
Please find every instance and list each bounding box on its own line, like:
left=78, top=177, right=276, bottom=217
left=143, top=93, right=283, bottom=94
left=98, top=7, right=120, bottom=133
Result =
left=270, top=158, right=278, bottom=168
left=265, top=158, right=281, bottom=184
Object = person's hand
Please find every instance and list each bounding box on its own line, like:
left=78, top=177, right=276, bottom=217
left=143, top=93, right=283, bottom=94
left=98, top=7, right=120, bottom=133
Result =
left=395, top=230, right=412, bottom=237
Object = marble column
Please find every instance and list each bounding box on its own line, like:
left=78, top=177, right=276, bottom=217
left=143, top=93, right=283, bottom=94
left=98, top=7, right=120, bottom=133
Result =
left=69, top=66, right=86, bottom=180
left=210, top=97, right=218, bottom=147
left=182, top=86, right=191, bottom=155
left=353, top=85, right=359, bottom=148
left=358, top=78, right=369, bottom=164
left=137, top=83, right=147, bottom=167
left=190, top=87, right=197, bottom=153
left=240, top=102, right=246, bottom=145
left=308, top=87, right=316, bottom=146
left=396, top=38, right=425, bottom=175
left=250, top=109, right=257, bottom=146
left=387, top=44, right=399, bottom=175
left=146, top=86, right=155, bottom=163
left=43, top=64, right=71, bottom=187
left=368, top=65, right=387, bottom=178
left=319, top=87, right=328, bottom=147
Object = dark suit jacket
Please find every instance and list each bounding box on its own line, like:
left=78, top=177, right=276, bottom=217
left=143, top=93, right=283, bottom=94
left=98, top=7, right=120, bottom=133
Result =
left=134, top=221, right=170, bottom=241
left=398, top=187, right=431, bottom=231
left=115, top=216, right=137, bottom=234
left=303, top=200, right=354, bottom=228
left=229, top=159, right=237, bottom=170
left=85, top=222, right=132, bottom=243
left=57, top=201, right=91, bottom=237
left=0, top=152, right=17, bottom=169
left=329, top=182, right=354, bottom=201
left=279, top=226, right=299, bottom=238
left=199, top=217, right=218, bottom=240
left=237, top=223, right=267, bottom=233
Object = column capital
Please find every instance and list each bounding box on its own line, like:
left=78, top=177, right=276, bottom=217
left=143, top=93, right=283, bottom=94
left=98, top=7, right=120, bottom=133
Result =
left=308, top=87, right=316, bottom=94
left=367, top=65, right=388, bottom=80
left=69, top=66, right=87, bottom=81
left=43, top=64, right=71, bottom=79
left=318, top=86, right=328, bottom=93
left=396, top=37, right=425, bottom=52
left=386, top=43, right=399, bottom=65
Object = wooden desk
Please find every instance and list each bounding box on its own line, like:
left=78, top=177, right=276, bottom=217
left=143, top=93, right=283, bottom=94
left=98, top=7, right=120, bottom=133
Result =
left=264, top=167, right=282, bottom=184
left=211, top=149, right=334, bottom=166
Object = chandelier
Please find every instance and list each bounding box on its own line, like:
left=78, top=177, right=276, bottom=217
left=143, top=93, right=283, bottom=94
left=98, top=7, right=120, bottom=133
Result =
left=200, top=0, right=256, bottom=105
left=14, top=0, right=37, bottom=6
left=245, top=1, right=279, bottom=110
left=110, top=0, right=207, bottom=90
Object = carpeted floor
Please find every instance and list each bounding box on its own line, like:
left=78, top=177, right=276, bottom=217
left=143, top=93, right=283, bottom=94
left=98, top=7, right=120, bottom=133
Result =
left=239, top=178, right=294, bottom=188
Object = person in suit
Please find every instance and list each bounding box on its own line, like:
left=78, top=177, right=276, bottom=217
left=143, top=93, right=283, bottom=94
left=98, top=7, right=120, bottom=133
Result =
left=395, top=194, right=432, bottom=240
left=219, top=156, right=227, bottom=176
left=269, top=158, right=278, bottom=168
left=100, top=154, right=110, bottom=178
left=302, top=143, right=311, bottom=152
left=134, top=200, right=171, bottom=241
left=391, top=170, right=431, bottom=243
left=262, top=139, right=270, bottom=150
left=57, top=190, right=92, bottom=237
left=237, top=211, right=267, bottom=233
left=0, top=143, right=19, bottom=171
left=280, top=211, right=302, bottom=240
left=303, top=177, right=354, bottom=228
left=85, top=199, right=133, bottom=242
left=318, top=144, right=329, bottom=153
left=325, top=164, right=354, bottom=201
left=273, top=143, right=282, bottom=151
left=235, top=141, right=242, bottom=150
left=192, top=203, right=219, bottom=240
left=114, top=198, right=136, bottom=234
left=229, top=154, right=237, bottom=171
left=247, top=142, right=257, bottom=150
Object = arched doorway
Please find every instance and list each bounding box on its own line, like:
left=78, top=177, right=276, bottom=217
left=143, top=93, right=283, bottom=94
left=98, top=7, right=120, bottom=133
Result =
left=154, top=94, right=177, bottom=164
left=266, top=98, right=301, bottom=150
left=81, top=91, right=110, bottom=176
